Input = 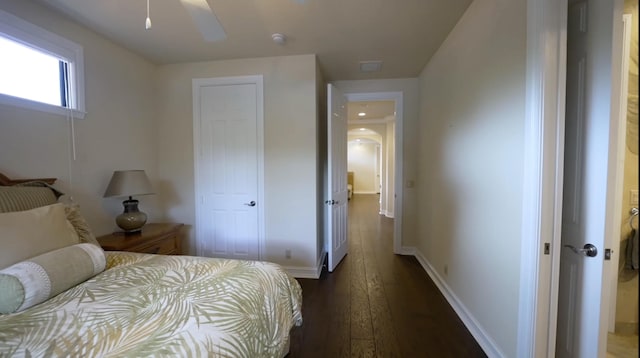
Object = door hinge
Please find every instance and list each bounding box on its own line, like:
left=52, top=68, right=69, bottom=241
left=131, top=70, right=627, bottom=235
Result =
left=604, top=248, right=612, bottom=260
left=544, top=243, right=550, bottom=255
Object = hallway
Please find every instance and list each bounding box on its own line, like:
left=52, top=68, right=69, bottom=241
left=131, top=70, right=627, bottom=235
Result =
left=289, top=194, right=486, bottom=357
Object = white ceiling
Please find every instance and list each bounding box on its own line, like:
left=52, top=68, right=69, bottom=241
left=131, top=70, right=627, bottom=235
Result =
left=348, top=128, right=379, bottom=137
left=347, top=100, right=395, bottom=121
left=347, top=100, right=393, bottom=142
left=35, top=0, right=473, bottom=81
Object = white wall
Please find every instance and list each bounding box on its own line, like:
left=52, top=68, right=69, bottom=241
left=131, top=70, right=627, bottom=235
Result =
left=415, top=0, right=526, bottom=356
left=348, top=123, right=388, bottom=207
left=347, top=141, right=378, bottom=193
left=0, top=2, right=324, bottom=275
left=0, top=0, right=160, bottom=236
left=155, top=55, right=321, bottom=272
left=333, top=78, right=420, bottom=246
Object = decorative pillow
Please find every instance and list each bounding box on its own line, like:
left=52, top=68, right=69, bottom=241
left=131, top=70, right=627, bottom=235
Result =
left=15, top=180, right=64, bottom=197
left=0, top=186, right=59, bottom=213
left=0, top=203, right=80, bottom=269
left=64, top=204, right=100, bottom=247
left=0, top=243, right=106, bottom=314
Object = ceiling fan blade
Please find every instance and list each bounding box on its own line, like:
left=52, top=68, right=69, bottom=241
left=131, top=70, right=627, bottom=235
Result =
left=179, top=0, right=226, bottom=42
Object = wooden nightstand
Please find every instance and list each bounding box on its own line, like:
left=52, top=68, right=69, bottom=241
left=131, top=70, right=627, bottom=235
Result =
left=97, top=223, right=184, bottom=255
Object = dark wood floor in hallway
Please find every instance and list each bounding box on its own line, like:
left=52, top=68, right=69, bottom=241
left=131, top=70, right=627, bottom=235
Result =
left=288, top=194, right=486, bottom=358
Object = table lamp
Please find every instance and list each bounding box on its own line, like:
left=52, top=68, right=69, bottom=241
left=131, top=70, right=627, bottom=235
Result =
left=103, top=170, right=154, bottom=233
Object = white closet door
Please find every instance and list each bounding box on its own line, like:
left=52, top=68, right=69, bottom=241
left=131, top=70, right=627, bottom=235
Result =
left=193, top=76, right=264, bottom=260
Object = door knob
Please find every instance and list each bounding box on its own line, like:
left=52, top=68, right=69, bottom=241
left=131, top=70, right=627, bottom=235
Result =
left=244, top=201, right=256, bottom=207
left=564, top=243, right=597, bottom=257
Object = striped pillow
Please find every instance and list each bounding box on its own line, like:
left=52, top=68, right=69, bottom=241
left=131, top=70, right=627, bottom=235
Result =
left=0, top=186, right=58, bottom=213
left=0, top=243, right=105, bottom=314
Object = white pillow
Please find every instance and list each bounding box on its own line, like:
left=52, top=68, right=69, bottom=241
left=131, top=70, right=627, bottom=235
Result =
left=0, top=203, right=80, bottom=269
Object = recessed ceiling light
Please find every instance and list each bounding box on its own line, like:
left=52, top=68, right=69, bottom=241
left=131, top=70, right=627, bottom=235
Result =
left=358, top=112, right=366, bottom=117
left=272, top=33, right=286, bottom=45
left=359, top=128, right=366, bottom=131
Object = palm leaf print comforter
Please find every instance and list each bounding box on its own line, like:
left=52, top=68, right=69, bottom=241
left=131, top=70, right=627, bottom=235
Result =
left=0, top=252, right=303, bottom=357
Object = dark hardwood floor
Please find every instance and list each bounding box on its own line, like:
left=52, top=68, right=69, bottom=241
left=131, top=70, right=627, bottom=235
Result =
left=289, top=194, right=486, bottom=358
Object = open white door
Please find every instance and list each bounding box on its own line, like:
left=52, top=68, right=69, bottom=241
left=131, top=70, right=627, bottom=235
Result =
left=326, top=83, right=348, bottom=272
left=556, top=0, right=621, bottom=356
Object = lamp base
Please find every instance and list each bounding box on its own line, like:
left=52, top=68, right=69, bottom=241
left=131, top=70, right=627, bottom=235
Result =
left=116, top=198, right=147, bottom=233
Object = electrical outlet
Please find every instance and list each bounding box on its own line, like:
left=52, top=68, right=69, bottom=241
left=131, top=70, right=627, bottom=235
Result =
left=631, top=190, right=639, bottom=205
left=285, top=249, right=292, bottom=259
left=444, top=264, right=448, bottom=276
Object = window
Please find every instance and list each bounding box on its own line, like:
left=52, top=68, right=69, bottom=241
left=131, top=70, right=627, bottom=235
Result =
left=0, top=37, right=66, bottom=107
left=0, top=9, right=85, bottom=118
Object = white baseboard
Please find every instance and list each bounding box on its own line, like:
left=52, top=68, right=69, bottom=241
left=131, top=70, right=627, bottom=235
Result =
left=282, top=252, right=325, bottom=279
left=283, top=266, right=320, bottom=278
left=412, top=250, right=505, bottom=358
left=399, top=246, right=416, bottom=255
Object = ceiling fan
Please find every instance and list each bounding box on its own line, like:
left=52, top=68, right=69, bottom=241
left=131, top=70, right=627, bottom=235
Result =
left=146, top=0, right=308, bottom=43
left=145, top=0, right=225, bottom=42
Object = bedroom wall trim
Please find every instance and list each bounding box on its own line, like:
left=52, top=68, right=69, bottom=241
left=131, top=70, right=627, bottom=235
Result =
left=381, top=210, right=394, bottom=219
left=413, top=249, right=504, bottom=358
left=282, top=253, right=325, bottom=278
left=282, top=267, right=319, bottom=279
left=399, top=246, right=415, bottom=256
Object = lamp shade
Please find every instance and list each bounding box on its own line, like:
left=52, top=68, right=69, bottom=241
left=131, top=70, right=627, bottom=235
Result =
left=103, top=170, right=154, bottom=198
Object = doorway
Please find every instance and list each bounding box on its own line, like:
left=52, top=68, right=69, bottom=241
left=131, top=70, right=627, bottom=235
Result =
left=346, top=100, right=394, bottom=216
left=344, top=92, right=403, bottom=254
left=606, top=3, right=639, bottom=355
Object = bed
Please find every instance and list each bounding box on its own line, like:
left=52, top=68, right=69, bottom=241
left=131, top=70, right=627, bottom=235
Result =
left=0, top=174, right=302, bottom=357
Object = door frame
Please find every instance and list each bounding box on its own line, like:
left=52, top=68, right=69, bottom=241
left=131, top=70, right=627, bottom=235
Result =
left=192, top=75, right=266, bottom=260
left=517, top=1, right=568, bottom=354
left=606, top=13, right=632, bottom=333
left=518, top=0, right=625, bottom=356
left=344, top=91, right=404, bottom=254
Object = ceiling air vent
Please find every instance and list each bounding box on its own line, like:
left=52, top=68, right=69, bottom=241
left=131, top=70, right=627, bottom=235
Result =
left=359, top=61, right=383, bottom=72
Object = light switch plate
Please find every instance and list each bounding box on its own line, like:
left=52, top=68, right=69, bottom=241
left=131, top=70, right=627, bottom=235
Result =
left=631, top=190, right=639, bottom=205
